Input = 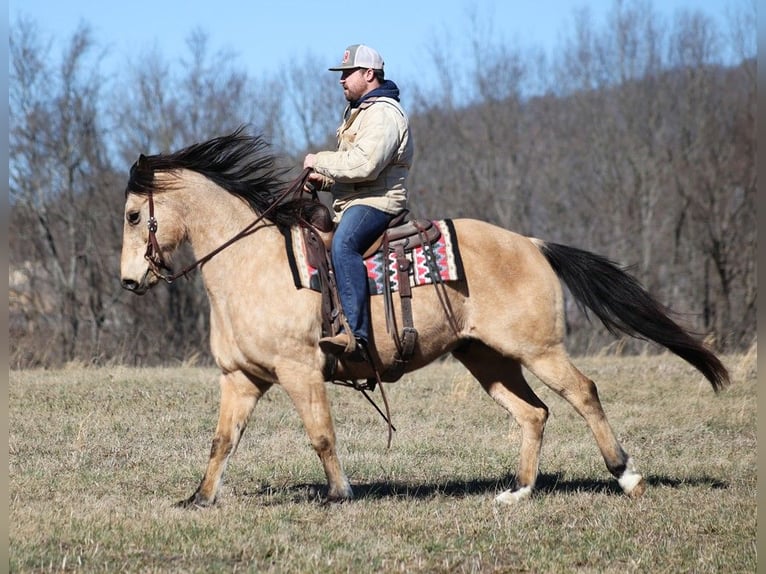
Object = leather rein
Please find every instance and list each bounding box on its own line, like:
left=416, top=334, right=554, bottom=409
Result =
left=143, top=168, right=312, bottom=283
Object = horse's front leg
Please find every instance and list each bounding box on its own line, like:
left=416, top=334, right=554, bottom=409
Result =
left=276, top=359, right=353, bottom=502
left=177, top=370, right=271, bottom=508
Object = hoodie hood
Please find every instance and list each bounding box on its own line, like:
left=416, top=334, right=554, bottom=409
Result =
left=351, top=80, right=400, bottom=108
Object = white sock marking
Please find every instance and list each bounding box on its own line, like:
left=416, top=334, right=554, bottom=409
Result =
left=495, top=486, right=532, bottom=504
left=618, top=457, right=643, bottom=494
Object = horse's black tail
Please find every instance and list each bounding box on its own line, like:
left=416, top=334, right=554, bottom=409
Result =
left=536, top=240, right=730, bottom=392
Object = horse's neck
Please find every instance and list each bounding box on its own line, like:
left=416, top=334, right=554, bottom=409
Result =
left=167, top=172, right=299, bottom=360
left=174, top=171, right=282, bottom=256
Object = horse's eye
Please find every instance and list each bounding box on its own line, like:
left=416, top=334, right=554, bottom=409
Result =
left=126, top=211, right=141, bottom=225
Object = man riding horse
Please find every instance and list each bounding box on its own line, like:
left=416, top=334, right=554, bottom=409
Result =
left=303, top=44, right=414, bottom=360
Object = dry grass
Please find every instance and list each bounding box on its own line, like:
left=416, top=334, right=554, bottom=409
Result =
left=9, top=354, right=756, bottom=573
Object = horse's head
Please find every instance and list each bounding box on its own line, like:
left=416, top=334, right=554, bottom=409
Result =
left=120, top=155, right=185, bottom=294
left=120, top=128, right=314, bottom=294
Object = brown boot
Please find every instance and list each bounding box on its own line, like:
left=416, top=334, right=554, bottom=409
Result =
left=319, top=332, right=356, bottom=355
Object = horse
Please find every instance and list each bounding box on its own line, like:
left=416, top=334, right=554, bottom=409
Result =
left=119, top=127, right=729, bottom=507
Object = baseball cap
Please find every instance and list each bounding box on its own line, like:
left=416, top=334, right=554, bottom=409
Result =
left=328, top=44, right=384, bottom=71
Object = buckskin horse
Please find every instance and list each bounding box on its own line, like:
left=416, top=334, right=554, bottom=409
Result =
left=119, top=127, right=729, bottom=507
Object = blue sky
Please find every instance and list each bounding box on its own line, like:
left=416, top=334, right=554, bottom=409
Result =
left=9, top=0, right=742, bottom=84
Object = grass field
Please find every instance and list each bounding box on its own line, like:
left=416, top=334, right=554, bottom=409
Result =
left=9, top=352, right=756, bottom=573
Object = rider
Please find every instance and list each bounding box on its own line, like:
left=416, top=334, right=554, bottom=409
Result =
left=304, top=44, right=414, bottom=358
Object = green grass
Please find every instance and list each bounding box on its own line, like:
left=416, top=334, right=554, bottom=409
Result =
left=9, top=354, right=756, bottom=573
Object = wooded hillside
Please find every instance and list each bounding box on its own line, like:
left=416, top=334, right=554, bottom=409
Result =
left=9, top=1, right=756, bottom=367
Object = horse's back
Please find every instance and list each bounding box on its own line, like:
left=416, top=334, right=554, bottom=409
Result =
left=450, top=218, right=556, bottom=284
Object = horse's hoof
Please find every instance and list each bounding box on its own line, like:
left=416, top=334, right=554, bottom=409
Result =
left=175, top=493, right=215, bottom=509
left=618, top=467, right=646, bottom=497
left=625, top=476, right=647, bottom=498
left=494, top=486, right=532, bottom=505
left=325, top=481, right=354, bottom=503
left=325, top=490, right=354, bottom=504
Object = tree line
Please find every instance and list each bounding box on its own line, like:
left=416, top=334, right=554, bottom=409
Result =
left=9, top=0, right=756, bottom=368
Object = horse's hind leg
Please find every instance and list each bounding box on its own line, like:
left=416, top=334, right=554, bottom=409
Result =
left=453, top=343, right=549, bottom=504
left=178, top=370, right=271, bottom=508
left=524, top=346, right=646, bottom=497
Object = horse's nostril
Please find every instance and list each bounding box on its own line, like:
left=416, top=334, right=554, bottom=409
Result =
left=121, top=279, right=138, bottom=291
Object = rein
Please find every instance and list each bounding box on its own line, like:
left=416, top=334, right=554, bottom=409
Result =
left=144, top=168, right=312, bottom=283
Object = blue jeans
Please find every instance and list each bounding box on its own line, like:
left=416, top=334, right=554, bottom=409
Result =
left=332, top=205, right=395, bottom=346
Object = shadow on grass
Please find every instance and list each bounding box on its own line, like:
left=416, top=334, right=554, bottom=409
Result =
left=534, top=473, right=728, bottom=495
left=249, top=472, right=728, bottom=503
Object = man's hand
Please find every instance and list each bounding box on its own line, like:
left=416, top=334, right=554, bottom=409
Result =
left=304, top=170, right=331, bottom=193
left=303, top=154, right=332, bottom=192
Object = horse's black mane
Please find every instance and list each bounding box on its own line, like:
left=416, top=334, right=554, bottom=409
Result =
left=126, top=126, right=315, bottom=229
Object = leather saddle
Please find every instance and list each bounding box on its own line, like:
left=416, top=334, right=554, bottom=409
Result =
left=300, top=203, right=441, bottom=383
left=303, top=204, right=440, bottom=255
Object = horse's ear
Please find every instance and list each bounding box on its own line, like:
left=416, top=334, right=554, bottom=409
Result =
left=128, top=154, right=151, bottom=194
left=131, top=153, right=149, bottom=176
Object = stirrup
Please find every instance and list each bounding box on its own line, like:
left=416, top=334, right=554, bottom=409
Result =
left=345, top=340, right=371, bottom=363
left=333, top=376, right=376, bottom=392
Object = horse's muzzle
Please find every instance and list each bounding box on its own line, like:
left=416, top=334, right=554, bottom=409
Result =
left=121, top=278, right=148, bottom=295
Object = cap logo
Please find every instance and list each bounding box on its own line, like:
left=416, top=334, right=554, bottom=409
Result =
left=341, top=50, right=351, bottom=64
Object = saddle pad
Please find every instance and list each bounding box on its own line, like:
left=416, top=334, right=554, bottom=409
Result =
left=285, top=219, right=464, bottom=295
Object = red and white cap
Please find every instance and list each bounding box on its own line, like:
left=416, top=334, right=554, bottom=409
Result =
left=328, top=44, right=384, bottom=71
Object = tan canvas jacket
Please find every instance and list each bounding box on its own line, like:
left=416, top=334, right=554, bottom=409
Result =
left=312, top=96, right=414, bottom=219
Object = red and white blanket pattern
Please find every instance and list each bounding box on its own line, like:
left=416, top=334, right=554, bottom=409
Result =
left=286, top=219, right=464, bottom=295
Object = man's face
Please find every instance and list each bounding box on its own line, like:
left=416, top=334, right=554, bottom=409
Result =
left=339, top=68, right=373, bottom=102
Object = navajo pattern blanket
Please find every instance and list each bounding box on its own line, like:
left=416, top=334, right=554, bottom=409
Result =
left=285, top=219, right=464, bottom=295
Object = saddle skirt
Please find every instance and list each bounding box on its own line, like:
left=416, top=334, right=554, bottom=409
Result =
left=285, top=219, right=464, bottom=294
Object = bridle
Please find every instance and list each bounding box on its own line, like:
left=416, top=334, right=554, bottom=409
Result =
left=142, top=167, right=313, bottom=283
left=143, top=188, right=172, bottom=278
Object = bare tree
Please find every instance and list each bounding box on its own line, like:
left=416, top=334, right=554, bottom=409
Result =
left=664, top=10, right=756, bottom=347
left=408, top=8, right=539, bottom=233
left=10, top=19, right=120, bottom=366
left=282, top=52, right=342, bottom=158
